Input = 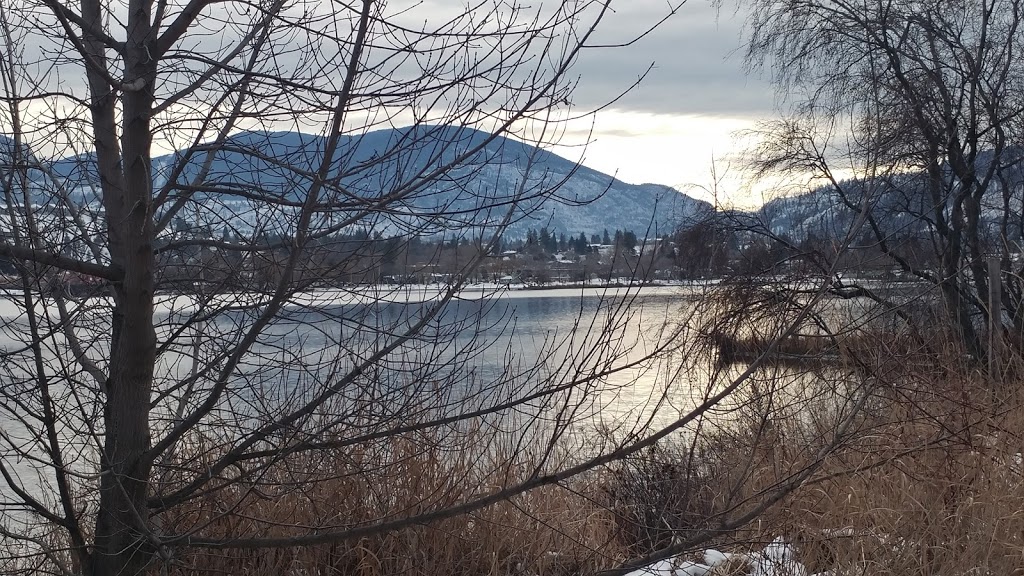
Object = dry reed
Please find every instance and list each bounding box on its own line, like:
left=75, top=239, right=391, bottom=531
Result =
left=155, top=427, right=622, bottom=576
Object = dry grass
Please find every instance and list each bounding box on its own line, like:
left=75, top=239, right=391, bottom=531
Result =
left=728, top=339, right=1024, bottom=576
left=21, top=293, right=1024, bottom=576
left=156, top=429, right=622, bottom=576
left=781, top=399, right=1024, bottom=573
left=601, top=442, right=719, bottom=557
left=164, top=493, right=615, bottom=576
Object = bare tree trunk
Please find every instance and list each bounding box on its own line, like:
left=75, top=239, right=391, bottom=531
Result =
left=87, top=0, right=158, bottom=573
left=988, top=256, right=1003, bottom=387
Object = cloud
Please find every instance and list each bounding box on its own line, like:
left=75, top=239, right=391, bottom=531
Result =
left=569, top=1, right=776, bottom=118
left=547, top=111, right=762, bottom=201
left=386, top=0, right=775, bottom=118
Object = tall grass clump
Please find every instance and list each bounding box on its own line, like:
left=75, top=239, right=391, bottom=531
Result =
left=770, top=354, right=1024, bottom=575
left=153, top=425, right=622, bottom=576
left=701, top=298, right=1024, bottom=575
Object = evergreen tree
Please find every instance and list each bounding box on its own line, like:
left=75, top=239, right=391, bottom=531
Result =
left=622, top=230, right=638, bottom=250
left=575, top=233, right=587, bottom=254
left=602, top=229, right=611, bottom=245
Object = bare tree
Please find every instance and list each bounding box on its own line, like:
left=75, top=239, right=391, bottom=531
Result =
left=740, top=0, right=1024, bottom=363
left=0, top=1, right=896, bottom=575
left=0, top=1, right=715, bottom=574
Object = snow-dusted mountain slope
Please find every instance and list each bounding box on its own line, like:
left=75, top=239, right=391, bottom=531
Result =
left=44, top=126, right=712, bottom=239
left=752, top=151, right=1024, bottom=242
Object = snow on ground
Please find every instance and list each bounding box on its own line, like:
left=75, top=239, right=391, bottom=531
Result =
left=625, top=538, right=819, bottom=576
left=0, top=276, right=737, bottom=322
left=150, top=282, right=696, bottom=313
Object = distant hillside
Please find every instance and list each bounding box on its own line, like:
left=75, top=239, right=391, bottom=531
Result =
left=750, top=151, right=1024, bottom=243
left=44, top=125, right=712, bottom=239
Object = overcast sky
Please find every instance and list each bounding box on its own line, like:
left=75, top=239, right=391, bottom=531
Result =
left=550, top=1, right=778, bottom=208
left=15, top=0, right=776, bottom=207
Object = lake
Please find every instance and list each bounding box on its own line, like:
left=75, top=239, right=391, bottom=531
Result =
left=153, top=285, right=719, bottom=438
left=0, top=286, right=715, bottom=509
left=1, top=280, right=863, bottom=548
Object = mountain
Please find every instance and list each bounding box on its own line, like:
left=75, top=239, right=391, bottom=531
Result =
left=750, top=150, right=1024, bottom=243
left=45, top=125, right=712, bottom=239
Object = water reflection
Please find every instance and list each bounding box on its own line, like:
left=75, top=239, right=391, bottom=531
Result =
left=206, top=288, right=696, bottom=431
left=0, top=286, right=719, bottom=516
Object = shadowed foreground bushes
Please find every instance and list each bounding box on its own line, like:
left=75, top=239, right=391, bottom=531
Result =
left=13, top=303, right=1024, bottom=575
left=154, top=431, right=621, bottom=576
left=603, top=442, right=717, bottom=557
left=693, top=338, right=1024, bottom=576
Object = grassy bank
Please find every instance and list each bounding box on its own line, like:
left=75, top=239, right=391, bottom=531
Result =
left=14, top=289, right=1024, bottom=576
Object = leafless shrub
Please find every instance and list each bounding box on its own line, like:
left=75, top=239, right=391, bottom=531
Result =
left=602, top=442, right=718, bottom=557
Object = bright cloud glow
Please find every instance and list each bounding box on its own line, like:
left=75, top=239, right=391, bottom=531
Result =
left=550, top=111, right=770, bottom=209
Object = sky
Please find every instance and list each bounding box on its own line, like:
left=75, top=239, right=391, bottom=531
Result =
left=9, top=0, right=779, bottom=208
left=547, top=1, right=779, bottom=208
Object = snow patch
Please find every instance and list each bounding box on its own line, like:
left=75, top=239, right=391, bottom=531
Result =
left=626, top=539, right=812, bottom=576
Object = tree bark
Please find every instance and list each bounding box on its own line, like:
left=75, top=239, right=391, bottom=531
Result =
left=86, top=0, right=158, bottom=574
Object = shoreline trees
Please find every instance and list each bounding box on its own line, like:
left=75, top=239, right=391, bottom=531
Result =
left=741, top=0, right=1024, bottom=363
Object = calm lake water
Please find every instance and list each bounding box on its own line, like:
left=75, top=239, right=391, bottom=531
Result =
left=3, top=284, right=786, bottom=520
left=151, top=286, right=713, bottom=439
